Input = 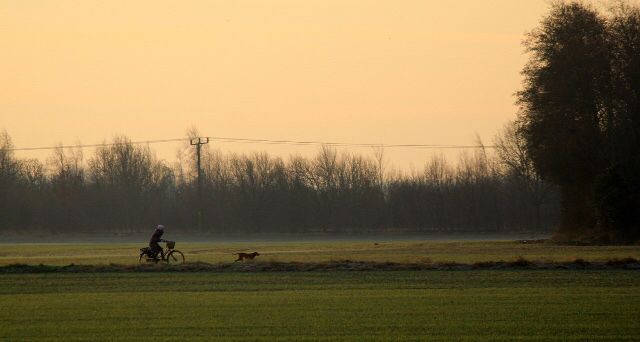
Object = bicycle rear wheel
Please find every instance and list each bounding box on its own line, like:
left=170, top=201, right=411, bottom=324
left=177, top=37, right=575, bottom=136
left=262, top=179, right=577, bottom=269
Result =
left=139, top=252, right=160, bottom=264
left=166, top=250, right=185, bottom=265
left=139, top=252, right=149, bottom=264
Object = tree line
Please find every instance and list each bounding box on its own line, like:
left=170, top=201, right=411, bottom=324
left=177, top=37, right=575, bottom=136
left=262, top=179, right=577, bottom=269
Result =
left=0, top=126, right=558, bottom=237
left=9, top=1, right=636, bottom=241
left=518, top=1, right=640, bottom=243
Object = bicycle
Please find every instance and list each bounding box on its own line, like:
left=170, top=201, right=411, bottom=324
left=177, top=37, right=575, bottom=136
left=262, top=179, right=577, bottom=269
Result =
left=139, top=240, right=185, bottom=265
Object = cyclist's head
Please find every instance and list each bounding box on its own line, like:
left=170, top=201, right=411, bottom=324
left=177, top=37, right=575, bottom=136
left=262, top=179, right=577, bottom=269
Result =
left=156, top=224, right=165, bottom=231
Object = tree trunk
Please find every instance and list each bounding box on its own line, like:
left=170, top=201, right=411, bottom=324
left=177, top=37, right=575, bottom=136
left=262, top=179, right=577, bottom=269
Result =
left=557, top=182, right=597, bottom=240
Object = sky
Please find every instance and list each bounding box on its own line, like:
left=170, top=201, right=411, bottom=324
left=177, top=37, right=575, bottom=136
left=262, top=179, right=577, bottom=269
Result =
left=0, top=0, right=610, bottom=170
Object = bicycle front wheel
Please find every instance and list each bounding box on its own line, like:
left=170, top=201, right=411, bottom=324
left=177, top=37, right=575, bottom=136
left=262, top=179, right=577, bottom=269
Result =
left=166, top=250, right=185, bottom=265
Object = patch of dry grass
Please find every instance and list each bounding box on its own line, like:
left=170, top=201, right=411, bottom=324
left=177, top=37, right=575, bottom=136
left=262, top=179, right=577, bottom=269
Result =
left=0, top=240, right=638, bottom=266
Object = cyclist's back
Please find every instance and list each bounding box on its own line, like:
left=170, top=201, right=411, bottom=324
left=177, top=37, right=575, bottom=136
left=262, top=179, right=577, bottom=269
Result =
left=149, top=225, right=165, bottom=258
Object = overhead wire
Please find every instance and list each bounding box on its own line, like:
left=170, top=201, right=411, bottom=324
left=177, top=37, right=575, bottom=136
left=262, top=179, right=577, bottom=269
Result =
left=6, top=138, right=189, bottom=152
left=5, top=135, right=496, bottom=152
left=208, top=136, right=495, bottom=148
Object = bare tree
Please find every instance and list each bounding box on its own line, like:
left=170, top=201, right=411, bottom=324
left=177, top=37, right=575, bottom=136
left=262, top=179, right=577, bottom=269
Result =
left=372, top=146, right=386, bottom=194
left=495, top=121, right=553, bottom=230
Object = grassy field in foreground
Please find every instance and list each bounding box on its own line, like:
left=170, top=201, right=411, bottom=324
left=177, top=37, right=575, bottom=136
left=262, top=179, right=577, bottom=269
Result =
left=0, top=271, right=638, bottom=341
left=0, top=240, right=638, bottom=266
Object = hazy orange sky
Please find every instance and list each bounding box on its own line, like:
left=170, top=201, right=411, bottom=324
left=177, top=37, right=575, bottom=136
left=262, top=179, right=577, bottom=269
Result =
left=0, top=0, right=613, bottom=170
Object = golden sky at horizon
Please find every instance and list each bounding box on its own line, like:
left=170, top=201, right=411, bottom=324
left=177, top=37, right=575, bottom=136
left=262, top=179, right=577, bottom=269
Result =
left=0, top=0, right=613, bottom=170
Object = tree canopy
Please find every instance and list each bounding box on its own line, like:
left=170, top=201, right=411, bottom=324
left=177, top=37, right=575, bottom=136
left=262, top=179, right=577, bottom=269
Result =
left=518, top=1, right=640, bottom=243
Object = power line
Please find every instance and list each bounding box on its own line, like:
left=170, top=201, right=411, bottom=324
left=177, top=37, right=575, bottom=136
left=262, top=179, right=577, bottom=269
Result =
left=208, top=136, right=496, bottom=149
left=5, top=136, right=496, bottom=152
left=7, top=138, right=189, bottom=152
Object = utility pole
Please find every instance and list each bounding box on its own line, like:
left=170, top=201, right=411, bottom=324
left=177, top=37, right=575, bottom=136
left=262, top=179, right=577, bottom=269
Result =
left=190, top=137, right=209, bottom=230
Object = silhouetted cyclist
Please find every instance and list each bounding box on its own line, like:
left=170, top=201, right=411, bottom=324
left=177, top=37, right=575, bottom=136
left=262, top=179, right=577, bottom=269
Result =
left=149, top=225, right=166, bottom=260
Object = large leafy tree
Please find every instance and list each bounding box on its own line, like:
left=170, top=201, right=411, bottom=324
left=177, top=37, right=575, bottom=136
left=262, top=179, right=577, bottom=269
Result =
left=518, top=2, right=640, bottom=242
left=598, top=4, right=640, bottom=241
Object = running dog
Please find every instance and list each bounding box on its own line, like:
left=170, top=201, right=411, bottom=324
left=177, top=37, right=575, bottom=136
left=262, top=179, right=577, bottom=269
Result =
left=234, top=252, right=260, bottom=262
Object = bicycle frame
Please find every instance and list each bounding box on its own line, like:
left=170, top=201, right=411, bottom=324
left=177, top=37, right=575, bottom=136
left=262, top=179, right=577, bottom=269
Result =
left=159, top=247, right=175, bottom=261
left=139, top=241, right=184, bottom=264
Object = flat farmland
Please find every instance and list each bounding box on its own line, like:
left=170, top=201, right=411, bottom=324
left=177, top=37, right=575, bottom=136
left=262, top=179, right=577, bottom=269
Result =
left=0, top=240, right=638, bottom=266
left=1, top=271, right=639, bottom=341
left=1, top=240, right=638, bottom=341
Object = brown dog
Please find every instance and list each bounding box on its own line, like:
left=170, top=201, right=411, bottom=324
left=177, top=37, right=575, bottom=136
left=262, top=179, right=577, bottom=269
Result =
left=234, top=252, right=260, bottom=262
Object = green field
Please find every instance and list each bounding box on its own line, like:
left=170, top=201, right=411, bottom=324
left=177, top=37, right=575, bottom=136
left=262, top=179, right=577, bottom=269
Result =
left=1, top=241, right=639, bottom=340
left=1, top=240, right=639, bottom=265
left=1, top=271, right=639, bottom=341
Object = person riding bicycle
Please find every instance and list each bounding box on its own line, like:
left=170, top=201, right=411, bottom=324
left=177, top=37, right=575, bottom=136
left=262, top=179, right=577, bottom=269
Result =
left=149, top=224, right=167, bottom=260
